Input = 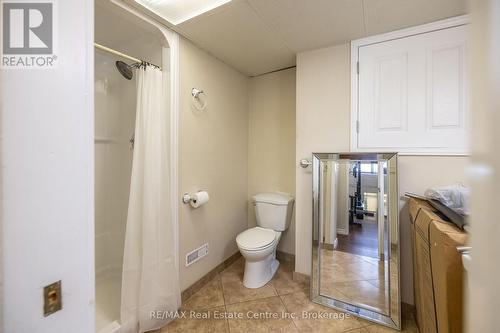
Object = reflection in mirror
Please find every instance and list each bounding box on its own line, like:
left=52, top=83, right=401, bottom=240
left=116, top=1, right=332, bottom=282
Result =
left=312, top=153, right=400, bottom=329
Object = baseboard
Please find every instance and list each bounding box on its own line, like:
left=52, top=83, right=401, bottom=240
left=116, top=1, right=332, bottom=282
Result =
left=181, top=251, right=241, bottom=302
left=321, top=237, right=338, bottom=250
left=321, top=243, right=333, bottom=250
left=276, top=250, right=295, bottom=263
left=337, top=228, right=348, bottom=235
left=402, top=302, right=416, bottom=319
left=292, top=271, right=310, bottom=285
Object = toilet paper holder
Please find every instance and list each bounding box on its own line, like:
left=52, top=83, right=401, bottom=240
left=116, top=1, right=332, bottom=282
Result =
left=182, top=191, right=207, bottom=204
left=182, top=193, right=194, bottom=204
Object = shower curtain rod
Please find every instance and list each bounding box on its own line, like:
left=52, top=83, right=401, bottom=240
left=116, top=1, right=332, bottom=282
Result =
left=94, top=42, right=162, bottom=70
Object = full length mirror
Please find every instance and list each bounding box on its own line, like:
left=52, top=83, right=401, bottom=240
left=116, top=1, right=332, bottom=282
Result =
left=311, top=153, right=400, bottom=329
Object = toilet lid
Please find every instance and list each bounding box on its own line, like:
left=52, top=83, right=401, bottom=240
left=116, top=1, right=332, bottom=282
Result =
left=236, top=227, right=276, bottom=250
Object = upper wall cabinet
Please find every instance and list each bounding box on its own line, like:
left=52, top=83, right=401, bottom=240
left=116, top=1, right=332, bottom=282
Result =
left=351, top=16, right=469, bottom=155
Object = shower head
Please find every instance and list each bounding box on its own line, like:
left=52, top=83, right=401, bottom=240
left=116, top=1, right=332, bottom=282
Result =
left=116, top=60, right=134, bottom=80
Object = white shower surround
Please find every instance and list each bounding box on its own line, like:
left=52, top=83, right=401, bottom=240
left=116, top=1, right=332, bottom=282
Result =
left=95, top=1, right=180, bottom=332
left=109, top=0, right=181, bottom=278
left=106, top=0, right=179, bottom=275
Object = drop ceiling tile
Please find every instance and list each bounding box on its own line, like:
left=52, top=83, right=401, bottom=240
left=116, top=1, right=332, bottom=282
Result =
left=177, top=0, right=296, bottom=76
left=363, top=0, right=467, bottom=36
left=247, top=0, right=365, bottom=52
left=95, top=1, right=164, bottom=60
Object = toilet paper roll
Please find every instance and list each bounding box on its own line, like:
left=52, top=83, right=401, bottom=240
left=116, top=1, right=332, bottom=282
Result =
left=190, top=191, right=209, bottom=208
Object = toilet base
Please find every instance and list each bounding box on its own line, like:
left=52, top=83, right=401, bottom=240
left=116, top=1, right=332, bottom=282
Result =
left=243, top=255, right=279, bottom=289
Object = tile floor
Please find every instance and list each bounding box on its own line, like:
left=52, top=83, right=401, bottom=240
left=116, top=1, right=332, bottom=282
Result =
left=152, top=257, right=418, bottom=333
left=319, top=249, right=390, bottom=314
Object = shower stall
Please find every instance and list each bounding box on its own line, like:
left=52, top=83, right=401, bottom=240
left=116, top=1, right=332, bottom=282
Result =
left=94, top=1, right=180, bottom=332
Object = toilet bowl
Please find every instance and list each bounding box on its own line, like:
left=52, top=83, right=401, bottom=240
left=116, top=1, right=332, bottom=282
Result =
left=236, top=227, right=281, bottom=288
left=236, top=193, right=294, bottom=288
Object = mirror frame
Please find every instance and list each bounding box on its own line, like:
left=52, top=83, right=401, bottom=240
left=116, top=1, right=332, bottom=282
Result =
left=311, top=152, right=401, bottom=330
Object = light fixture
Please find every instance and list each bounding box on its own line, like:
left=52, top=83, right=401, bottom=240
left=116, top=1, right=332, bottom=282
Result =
left=134, top=0, right=232, bottom=25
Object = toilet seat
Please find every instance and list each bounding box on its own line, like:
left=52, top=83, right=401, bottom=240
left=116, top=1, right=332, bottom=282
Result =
left=236, top=227, right=278, bottom=251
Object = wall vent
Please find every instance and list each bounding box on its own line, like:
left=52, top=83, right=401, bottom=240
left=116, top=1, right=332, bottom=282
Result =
left=185, top=243, right=209, bottom=266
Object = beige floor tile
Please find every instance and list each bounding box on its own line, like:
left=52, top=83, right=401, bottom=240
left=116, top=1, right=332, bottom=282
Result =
left=344, top=328, right=370, bottom=333
left=356, top=313, right=419, bottom=333
left=326, top=250, right=365, bottom=262
left=220, top=257, right=277, bottom=304
left=340, top=261, right=384, bottom=280
left=163, top=252, right=418, bottom=333
left=182, top=275, right=225, bottom=310
left=364, top=322, right=418, bottom=333
left=221, top=279, right=277, bottom=305
left=320, top=264, right=361, bottom=284
left=220, top=258, right=245, bottom=283
left=320, top=249, right=391, bottom=315
left=280, top=289, right=364, bottom=333
left=365, top=279, right=387, bottom=290
left=161, top=306, right=229, bottom=333
left=319, top=284, right=353, bottom=304
left=332, top=280, right=389, bottom=313
left=271, top=261, right=309, bottom=295
left=225, top=296, right=297, bottom=333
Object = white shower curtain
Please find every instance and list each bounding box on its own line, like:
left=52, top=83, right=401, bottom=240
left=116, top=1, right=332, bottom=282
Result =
left=121, top=65, right=180, bottom=333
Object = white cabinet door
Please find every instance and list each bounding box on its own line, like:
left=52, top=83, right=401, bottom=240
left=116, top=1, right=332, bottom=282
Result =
left=357, top=25, right=468, bottom=153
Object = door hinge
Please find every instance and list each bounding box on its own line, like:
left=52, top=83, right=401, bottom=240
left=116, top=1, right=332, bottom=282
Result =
left=356, top=120, right=360, bottom=133
left=356, top=61, right=359, bottom=74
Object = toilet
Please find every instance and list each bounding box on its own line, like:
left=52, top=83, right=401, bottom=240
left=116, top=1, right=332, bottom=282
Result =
left=236, top=192, right=294, bottom=288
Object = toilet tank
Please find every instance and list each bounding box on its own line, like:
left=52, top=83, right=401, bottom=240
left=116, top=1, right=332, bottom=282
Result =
left=253, top=193, right=294, bottom=231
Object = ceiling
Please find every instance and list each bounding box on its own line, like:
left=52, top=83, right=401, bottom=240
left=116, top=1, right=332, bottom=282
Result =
left=125, top=0, right=468, bottom=76
left=96, top=1, right=163, bottom=48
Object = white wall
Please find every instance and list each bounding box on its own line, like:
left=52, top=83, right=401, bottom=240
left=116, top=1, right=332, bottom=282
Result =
left=336, top=163, right=350, bottom=234
left=178, top=38, right=249, bottom=291
left=295, top=43, right=468, bottom=304
left=296, top=44, right=351, bottom=281
left=1, top=0, right=95, bottom=332
left=248, top=68, right=296, bottom=255
left=178, top=52, right=296, bottom=290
